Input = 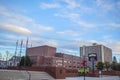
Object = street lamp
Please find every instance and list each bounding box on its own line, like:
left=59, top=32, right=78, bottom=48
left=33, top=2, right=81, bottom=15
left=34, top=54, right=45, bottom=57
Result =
left=82, top=56, right=87, bottom=80
left=88, top=53, right=97, bottom=75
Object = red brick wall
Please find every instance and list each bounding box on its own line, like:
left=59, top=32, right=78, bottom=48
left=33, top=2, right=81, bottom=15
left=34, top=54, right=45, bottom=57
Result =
left=8, top=67, right=120, bottom=79
left=26, top=45, right=56, bottom=57
left=102, top=71, right=120, bottom=76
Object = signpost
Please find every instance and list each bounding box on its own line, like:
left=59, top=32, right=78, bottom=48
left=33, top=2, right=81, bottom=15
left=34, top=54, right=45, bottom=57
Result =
left=82, top=57, right=87, bottom=80
left=99, top=70, right=102, bottom=80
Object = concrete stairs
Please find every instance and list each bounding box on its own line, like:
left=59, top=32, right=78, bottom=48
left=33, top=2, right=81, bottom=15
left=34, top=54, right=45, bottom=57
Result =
left=28, top=71, right=54, bottom=80
left=0, top=70, right=54, bottom=80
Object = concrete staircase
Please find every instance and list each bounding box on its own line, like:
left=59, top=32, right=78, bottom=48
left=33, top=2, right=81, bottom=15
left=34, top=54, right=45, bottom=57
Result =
left=28, top=71, right=54, bottom=80
left=0, top=70, right=54, bottom=80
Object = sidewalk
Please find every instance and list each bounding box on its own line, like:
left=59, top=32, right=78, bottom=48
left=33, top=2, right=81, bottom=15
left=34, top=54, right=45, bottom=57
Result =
left=65, top=76, right=120, bottom=80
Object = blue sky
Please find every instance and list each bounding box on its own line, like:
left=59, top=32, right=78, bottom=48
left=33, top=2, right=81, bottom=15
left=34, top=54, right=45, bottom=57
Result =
left=0, top=0, right=120, bottom=61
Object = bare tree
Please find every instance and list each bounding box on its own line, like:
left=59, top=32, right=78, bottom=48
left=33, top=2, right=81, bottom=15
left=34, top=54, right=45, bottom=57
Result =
left=0, top=52, right=2, bottom=60
left=6, top=51, right=9, bottom=66
left=0, top=52, right=2, bottom=67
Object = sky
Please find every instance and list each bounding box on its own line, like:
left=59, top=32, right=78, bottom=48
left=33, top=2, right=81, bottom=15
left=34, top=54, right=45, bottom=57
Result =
left=0, top=0, right=120, bottom=61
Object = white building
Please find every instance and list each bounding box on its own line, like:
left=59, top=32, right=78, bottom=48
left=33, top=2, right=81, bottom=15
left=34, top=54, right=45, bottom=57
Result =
left=7, top=56, right=21, bottom=66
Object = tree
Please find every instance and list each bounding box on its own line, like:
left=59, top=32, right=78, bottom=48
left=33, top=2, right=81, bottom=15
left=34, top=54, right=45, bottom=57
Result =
left=111, top=62, right=117, bottom=71
left=104, top=62, right=111, bottom=71
left=6, top=51, right=10, bottom=66
left=96, top=62, right=104, bottom=71
left=116, top=63, right=120, bottom=71
left=19, top=56, right=32, bottom=66
left=111, top=63, right=120, bottom=71
left=113, top=56, right=117, bottom=63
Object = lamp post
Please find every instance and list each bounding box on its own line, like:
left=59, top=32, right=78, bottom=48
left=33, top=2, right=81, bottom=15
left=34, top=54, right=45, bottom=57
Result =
left=82, top=56, right=87, bottom=80
left=91, top=57, right=95, bottom=74
left=88, top=53, right=97, bottom=75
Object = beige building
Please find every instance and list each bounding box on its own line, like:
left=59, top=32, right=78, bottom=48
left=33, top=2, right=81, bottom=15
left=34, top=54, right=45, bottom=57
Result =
left=80, top=43, right=112, bottom=63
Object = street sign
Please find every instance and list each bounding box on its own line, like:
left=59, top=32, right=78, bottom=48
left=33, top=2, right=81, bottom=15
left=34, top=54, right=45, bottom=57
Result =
left=82, top=60, right=87, bottom=66
left=88, top=53, right=97, bottom=61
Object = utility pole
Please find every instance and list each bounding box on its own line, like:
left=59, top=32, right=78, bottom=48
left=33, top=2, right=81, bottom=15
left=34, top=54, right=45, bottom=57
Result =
left=24, top=38, right=29, bottom=66
left=82, top=55, right=87, bottom=80
left=19, top=40, right=23, bottom=64
left=6, top=51, right=9, bottom=68
left=92, top=58, right=95, bottom=74
left=14, top=40, right=18, bottom=66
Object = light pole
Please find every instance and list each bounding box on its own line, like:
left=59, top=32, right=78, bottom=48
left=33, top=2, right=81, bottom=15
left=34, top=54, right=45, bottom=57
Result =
left=82, top=56, right=87, bottom=80
left=88, top=53, right=97, bottom=75
left=91, top=57, right=95, bottom=74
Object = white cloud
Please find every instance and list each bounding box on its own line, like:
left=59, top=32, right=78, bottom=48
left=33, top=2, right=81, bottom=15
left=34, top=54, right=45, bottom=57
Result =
left=57, top=30, right=80, bottom=36
left=0, top=6, right=54, bottom=33
left=77, top=21, right=96, bottom=28
left=62, top=0, right=80, bottom=9
left=40, top=3, right=61, bottom=9
left=55, top=12, right=96, bottom=28
left=0, top=6, right=33, bottom=24
left=32, top=24, right=53, bottom=31
left=37, top=39, right=58, bottom=47
left=96, top=0, right=116, bottom=11
left=54, top=13, right=80, bottom=20
left=106, top=41, right=120, bottom=54
left=0, top=24, right=32, bottom=34
left=107, top=23, right=120, bottom=28
left=55, top=12, right=120, bottom=29
left=102, top=35, right=112, bottom=40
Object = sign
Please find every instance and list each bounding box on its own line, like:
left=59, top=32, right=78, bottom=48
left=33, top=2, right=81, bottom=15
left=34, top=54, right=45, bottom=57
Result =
left=99, top=70, right=102, bottom=75
left=88, top=53, right=97, bottom=61
left=82, top=60, right=87, bottom=66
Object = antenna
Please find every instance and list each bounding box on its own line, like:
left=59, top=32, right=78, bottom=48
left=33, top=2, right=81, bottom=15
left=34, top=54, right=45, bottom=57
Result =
left=14, top=40, right=18, bottom=66
left=20, top=40, right=23, bottom=58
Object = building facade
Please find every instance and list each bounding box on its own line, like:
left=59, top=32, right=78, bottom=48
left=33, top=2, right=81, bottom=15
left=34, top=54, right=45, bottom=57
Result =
left=56, top=53, right=83, bottom=69
left=26, top=45, right=84, bottom=69
left=26, top=45, right=56, bottom=57
left=7, top=56, right=21, bottom=66
left=80, top=43, right=112, bottom=63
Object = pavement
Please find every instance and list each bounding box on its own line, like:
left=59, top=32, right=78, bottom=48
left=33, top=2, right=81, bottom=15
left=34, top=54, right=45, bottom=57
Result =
left=65, top=76, right=120, bottom=80
left=0, top=69, right=54, bottom=80
left=0, top=69, right=120, bottom=80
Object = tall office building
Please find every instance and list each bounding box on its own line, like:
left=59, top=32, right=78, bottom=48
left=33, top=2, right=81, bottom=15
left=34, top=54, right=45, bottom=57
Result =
left=80, top=43, right=112, bottom=63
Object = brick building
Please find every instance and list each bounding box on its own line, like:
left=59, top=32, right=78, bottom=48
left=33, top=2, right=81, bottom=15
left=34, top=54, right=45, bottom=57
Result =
left=26, top=45, right=84, bottom=69
left=27, top=45, right=56, bottom=57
